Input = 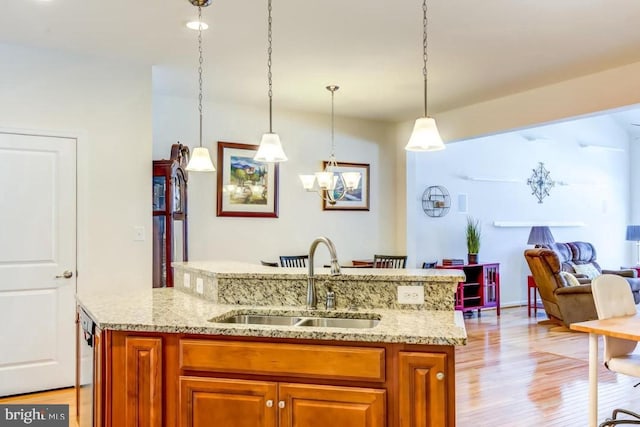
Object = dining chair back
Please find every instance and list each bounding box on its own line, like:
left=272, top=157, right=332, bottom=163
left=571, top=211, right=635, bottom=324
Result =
left=591, top=274, right=640, bottom=426
left=279, top=255, right=308, bottom=268
left=373, top=255, right=407, bottom=268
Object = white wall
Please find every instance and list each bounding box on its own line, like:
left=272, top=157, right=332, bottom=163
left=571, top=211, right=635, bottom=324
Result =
left=153, top=94, right=399, bottom=266
left=0, top=44, right=152, bottom=294
left=404, top=114, right=630, bottom=307
left=435, top=60, right=640, bottom=144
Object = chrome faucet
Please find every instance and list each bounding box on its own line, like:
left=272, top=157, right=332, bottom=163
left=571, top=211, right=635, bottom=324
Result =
left=307, top=237, right=341, bottom=309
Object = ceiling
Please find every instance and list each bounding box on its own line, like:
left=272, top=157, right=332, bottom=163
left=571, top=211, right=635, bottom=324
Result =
left=3, top=0, right=640, bottom=127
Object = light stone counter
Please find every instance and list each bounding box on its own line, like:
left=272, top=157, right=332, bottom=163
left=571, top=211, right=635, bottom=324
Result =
left=77, top=288, right=467, bottom=346
left=173, top=261, right=465, bottom=311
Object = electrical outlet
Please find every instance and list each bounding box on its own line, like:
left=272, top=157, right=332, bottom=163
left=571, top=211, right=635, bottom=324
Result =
left=184, top=273, right=191, bottom=288
left=397, top=285, right=424, bottom=304
left=196, top=278, right=204, bottom=294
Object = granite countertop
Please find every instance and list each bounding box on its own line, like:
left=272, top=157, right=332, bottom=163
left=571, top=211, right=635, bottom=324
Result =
left=77, top=288, right=467, bottom=346
left=172, top=261, right=465, bottom=282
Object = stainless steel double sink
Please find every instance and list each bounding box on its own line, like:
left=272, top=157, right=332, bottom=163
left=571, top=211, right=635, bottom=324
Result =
left=210, top=311, right=380, bottom=329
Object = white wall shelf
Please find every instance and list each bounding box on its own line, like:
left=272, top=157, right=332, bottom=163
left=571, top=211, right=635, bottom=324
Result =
left=493, top=221, right=586, bottom=228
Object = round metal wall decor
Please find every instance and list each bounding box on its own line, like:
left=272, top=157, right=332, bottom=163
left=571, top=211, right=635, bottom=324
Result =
left=422, top=185, right=450, bottom=217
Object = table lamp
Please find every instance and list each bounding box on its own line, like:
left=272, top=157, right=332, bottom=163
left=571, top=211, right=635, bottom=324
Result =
left=626, top=225, right=640, bottom=266
left=527, top=226, right=555, bottom=248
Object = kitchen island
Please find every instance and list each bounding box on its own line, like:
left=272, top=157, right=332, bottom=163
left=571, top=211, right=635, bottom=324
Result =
left=77, top=262, right=467, bottom=427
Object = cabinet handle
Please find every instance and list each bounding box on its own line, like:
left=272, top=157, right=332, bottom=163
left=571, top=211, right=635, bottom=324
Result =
left=266, top=400, right=273, bottom=408
left=278, top=401, right=285, bottom=409
left=436, top=372, right=445, bottom=381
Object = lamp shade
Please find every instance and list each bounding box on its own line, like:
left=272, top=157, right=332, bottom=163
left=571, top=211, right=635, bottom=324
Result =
left=626, top=225, right=640, bottom=241
left=404, top=117, right=445, bottom=152
left=527, top=226, right=555, bottom=246
left=254, top=132, right=288, bottom=162
left=186, top=147, right=215, bottom=172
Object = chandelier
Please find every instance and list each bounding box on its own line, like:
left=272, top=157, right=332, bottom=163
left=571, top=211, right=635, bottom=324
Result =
left=404, top=0, right=445, bottom=152
left=185, top=0, right=216, bottom=172
left=299, top=85, right=361, bottom=205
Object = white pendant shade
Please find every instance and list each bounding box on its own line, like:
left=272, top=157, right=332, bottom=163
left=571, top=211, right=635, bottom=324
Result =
left=299, top=175, right=316, bottom=190
left=315, top=171, right=336, bottom=190
left=186, top=147, right=216, bottom=172
left=342, top=172, right=362, bottom=190
left=254, top=132, right=288, bottom=162
left=405, top=117, right=445, bottom=152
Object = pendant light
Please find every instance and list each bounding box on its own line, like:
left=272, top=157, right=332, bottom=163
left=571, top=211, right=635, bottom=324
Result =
left=186, top=0, right=216, bottom=172
left=254, top=0, right=288, bottom=162
left=404, top=0, right=445, bottom=152
left=299, top=85, right=361, bottom=205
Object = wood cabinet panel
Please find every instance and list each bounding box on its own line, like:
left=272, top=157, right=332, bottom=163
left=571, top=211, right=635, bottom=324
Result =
left=179, top=376, right=277, bottom=427
left=111, top=335, right=163, bottom=427
left=180, top=340, right=385, bottom=382
left=398, top=352, right=448, bottom=427
left=279, top=383, right=386, bottom=427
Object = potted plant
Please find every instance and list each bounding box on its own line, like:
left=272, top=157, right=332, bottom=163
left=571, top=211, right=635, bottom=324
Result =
left=466, top=216, right=481, bottom=264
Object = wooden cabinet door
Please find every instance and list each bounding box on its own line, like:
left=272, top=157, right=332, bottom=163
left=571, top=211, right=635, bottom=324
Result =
left=179, top=377, right=277, bottom=427
left=398, top=352, right=449, bottom=427
left=278, top=383, right=386, bottom=427
left=111, top=335, right=163, bottom=427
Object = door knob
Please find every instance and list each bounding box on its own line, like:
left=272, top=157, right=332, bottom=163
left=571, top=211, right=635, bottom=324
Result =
left=55, top=271, right=73, bottom=279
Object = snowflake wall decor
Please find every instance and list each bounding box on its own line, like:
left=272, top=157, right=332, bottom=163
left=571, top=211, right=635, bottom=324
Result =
left=526, top=162, right=555, bottom=203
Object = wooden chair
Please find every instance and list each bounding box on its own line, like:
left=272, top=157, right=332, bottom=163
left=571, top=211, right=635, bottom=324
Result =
left=373, top=255, right=407, bottom=268
left=260, top=260, right=278, bottom=267
left=279, top=255, right=308, bottom=268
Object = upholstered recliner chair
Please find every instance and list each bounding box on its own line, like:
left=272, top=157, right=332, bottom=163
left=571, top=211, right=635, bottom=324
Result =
left=542, top=242, right=640, bottom=304
left=525, top=244, right=640, bottom=328
left=525, top=248, right=598, bottom=327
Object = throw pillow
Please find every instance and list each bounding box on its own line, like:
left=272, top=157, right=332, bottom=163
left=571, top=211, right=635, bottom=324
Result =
left=572, top=263, right=601, bottom=280
left=559, top=271, right=581, bottom=287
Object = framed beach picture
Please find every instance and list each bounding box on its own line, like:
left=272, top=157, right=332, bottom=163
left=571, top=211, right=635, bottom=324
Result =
left=216, top=141, right=279, bottom=217
left=322, top=161, right=370, bottom=211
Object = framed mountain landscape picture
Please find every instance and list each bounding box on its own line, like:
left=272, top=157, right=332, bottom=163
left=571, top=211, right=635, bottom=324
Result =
left=216, top=141, right=279, bottom=218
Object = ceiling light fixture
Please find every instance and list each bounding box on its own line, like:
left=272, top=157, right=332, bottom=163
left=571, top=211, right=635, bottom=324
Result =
left=186, top=20, right=209, bottom=30
left=185, top=0, right=216, bottom=172
left=254, top=0, right=287, bottom=163
left=404, top=0, right=445, bottom=152
left=299, top=85, right=361, bottom=205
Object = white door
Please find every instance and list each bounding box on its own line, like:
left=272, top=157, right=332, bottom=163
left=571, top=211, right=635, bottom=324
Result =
left=0, top=131, right=76, bottom=396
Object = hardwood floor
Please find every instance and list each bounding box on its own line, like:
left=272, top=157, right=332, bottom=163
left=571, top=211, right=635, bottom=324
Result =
left=1, top=306, right=639, bottom=426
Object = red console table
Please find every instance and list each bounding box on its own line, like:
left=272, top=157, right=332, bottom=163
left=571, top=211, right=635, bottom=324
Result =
left=437, top=263, right=500, bottom=316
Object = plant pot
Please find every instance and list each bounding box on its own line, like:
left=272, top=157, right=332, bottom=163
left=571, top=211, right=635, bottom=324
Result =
left=467, top=253, right=478, bottom=265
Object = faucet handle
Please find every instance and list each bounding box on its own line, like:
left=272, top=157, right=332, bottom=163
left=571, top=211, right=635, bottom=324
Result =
left=326, top=290, right=336, bottom=310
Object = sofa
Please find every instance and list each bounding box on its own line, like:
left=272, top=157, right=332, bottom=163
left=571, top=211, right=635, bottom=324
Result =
left=543, top=241, right=640, bottom=304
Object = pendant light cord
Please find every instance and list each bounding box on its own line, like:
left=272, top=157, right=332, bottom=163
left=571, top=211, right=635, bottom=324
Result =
left=267, top=0, right=273, bottom=133
left=330, top=87, right=335, bottom=157
left=422, top=0, right=428, bottom=118
left=198, top=5, right=204, bottom=148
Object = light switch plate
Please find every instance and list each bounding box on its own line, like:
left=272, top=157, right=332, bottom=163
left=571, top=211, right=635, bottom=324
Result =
left=397, top=285, right=424, bottom=304
left=196, top=278, right=204, bottom=294
left=184, top=273, right=191, bottom=288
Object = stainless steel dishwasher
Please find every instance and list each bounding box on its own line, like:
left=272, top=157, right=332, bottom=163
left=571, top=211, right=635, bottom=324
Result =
left=77, top=308, right=95, bottom=427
